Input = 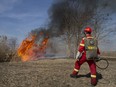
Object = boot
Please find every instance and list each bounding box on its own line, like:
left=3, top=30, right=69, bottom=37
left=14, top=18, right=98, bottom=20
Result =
left=70, top=71, right=78, bottom=78
left=91, top=78, right=97, bottom=86
left=70, top=74, right=78, bottom=78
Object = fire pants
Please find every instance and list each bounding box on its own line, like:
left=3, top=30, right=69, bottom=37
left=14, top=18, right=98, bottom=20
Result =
left=73, top=55, right=96, bottom=77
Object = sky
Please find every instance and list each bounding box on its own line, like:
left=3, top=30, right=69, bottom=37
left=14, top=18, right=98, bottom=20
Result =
left=0, top=0, right=116, bottom=51
left=0, top=0, right=53, bottom=43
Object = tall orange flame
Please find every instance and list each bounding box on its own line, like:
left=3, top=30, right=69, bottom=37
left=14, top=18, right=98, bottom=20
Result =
left=17, top=34, right=49, bottom=62
left=17, top=35, right=36, bottom=61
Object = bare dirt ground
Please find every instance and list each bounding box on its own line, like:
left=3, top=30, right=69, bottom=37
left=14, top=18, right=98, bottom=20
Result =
left=0, top=58, right=116, bottom=87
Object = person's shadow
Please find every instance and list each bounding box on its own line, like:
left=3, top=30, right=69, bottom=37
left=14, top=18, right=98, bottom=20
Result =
left=77, top=72, right=102, bottom=81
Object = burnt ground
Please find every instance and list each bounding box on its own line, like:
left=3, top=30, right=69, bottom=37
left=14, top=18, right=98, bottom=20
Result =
left=0, top=58, right=116, bottom=87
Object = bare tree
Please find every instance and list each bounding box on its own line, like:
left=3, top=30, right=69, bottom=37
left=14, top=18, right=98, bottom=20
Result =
left=0, top=35, right=10, bottom=62
left=90, top=0, right=116, bottom=43
left=48, top=0, right=98, bottom=57
left=0, top=35, right=19, bottom=62
left=8, top=37, right=18, bottom=61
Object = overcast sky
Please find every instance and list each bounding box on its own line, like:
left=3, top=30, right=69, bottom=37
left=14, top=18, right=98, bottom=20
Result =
left=0, top=0, right=53, bottom=42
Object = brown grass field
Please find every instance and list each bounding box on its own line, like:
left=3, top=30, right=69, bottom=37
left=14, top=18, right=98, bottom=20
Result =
left=0, top=58, right=116, bottom=87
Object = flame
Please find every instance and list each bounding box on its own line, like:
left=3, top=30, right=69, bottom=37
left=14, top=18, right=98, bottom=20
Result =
left=17, top=35, right=36, bottom=61
left=38, top=37, right=49, bottom=52
left=17, top=34, right=49, bottom=62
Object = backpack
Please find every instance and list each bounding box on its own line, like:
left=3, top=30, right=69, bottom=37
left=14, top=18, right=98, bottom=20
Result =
left=84, top=37, right=98, bottom=60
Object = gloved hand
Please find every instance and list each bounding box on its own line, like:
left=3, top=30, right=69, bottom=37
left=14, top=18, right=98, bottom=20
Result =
left=76, top=51, right=82, bottom=61
left=95, top=55, right=101, bottom=62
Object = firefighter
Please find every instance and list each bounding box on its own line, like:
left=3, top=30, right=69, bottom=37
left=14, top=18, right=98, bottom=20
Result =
left=70, top=27, right=100, bottom=86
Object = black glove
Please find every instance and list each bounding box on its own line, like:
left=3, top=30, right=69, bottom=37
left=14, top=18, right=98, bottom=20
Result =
left=95, top=56, right=101, bottom=62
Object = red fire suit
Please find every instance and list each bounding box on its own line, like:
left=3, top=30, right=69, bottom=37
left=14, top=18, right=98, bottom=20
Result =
left=72, top=35, right=100, bottom=78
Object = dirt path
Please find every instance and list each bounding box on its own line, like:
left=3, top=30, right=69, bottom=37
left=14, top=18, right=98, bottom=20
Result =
left=0, top=59, right=116, bottom=87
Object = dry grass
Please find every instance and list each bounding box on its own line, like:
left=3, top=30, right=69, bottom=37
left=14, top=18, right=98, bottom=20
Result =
left=101, top=51, right=116, bottom=57
left=0, top=58, right=116, bottom=87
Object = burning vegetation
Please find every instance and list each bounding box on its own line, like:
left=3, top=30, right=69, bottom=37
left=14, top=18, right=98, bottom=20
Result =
left=17, top=33, right=49, bottom=62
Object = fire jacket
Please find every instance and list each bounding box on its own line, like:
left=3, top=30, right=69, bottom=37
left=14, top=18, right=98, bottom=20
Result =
left=78, top=35, right=100, bottom=56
